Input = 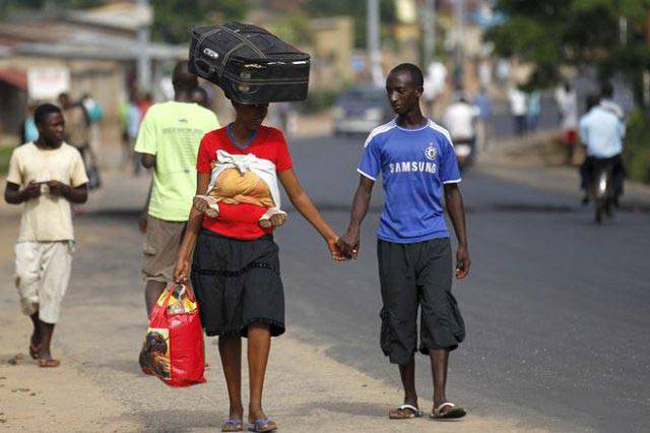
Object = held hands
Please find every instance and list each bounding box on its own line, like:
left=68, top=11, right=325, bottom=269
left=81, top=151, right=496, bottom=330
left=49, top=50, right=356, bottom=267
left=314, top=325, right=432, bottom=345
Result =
left=335, top=228, right=360, bottom=260
left=455, top=245, right=471, bottom=279
left=327, top=237, right=349, bottom=261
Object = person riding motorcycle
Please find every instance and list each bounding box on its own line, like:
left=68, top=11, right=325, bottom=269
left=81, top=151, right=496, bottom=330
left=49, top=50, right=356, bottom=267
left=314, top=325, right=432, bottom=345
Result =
left=578, top=83, right=626, bottom=206
left=442, top=95, right=480, bottom=168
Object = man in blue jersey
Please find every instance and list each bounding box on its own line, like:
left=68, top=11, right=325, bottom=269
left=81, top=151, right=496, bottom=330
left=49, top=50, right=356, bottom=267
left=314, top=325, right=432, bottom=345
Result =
left=337, top=63, right=470, bottom=421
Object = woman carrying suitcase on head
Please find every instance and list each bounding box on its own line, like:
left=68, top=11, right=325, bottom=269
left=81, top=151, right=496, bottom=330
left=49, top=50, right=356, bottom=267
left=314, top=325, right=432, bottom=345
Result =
left=173, top=100, right=346, bottom=432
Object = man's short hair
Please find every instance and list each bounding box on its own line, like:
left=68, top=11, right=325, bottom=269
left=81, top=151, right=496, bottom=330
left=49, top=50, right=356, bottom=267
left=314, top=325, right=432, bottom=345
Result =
left=389, top=63, right=424, bottom=88
left=34, top=103, right=62, bottom=126
left=172, top=60, right=198, bottom=92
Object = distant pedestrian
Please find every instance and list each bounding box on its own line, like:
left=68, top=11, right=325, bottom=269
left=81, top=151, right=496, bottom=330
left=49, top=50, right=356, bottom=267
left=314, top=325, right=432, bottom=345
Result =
left=554, top=82, right=579, bottom=165
left=423, top=60, right=447, bottom=118
left=135, top=61, right=220, bottom=317
left=81, top=93, right=104, bottom=157
left=508, top=86, right=527, bottom=136
left=19, top=100, right=39, bottom=145
left=527, top=90, right=541, bottom=132
left=124, top=93, right=142, bottom=175
left=473, top=87, right=493, bottom=152
left=4, top=103, right=89, bottom=368
left=58, top=93, right=101, bottom=189
left=337, top=63, right=470, bottom=422
left=137, top=92, right=153, bottom=123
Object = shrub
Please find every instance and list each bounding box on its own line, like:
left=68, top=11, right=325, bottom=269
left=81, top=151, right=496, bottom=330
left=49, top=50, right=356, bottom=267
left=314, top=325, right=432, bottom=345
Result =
left=623, top=110, right=650, bottom=184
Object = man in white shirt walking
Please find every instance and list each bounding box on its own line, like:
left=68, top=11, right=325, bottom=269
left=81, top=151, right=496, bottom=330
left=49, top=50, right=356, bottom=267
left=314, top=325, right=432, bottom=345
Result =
left=4, top=103, right=89, bottom=367
left=508, top=86, right=528, bottom=136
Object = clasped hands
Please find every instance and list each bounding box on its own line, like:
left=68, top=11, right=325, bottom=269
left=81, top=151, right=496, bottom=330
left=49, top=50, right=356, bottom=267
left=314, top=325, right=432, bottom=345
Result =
left=327, top=228, right=359, bottom=262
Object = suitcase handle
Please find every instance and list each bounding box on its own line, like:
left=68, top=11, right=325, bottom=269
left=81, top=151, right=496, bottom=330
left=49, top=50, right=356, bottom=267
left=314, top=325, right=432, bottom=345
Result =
left=194, top=58, right=219, bottom=80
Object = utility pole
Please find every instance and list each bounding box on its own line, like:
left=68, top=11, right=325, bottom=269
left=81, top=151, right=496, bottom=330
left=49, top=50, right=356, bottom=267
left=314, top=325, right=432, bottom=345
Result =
left=136, top=0, right=152, bottom=92
left=368, top=0, right=383, bottom=87
left=453, top=0, right=465, bottom=88
left=422, top=0, right=436, bottom=68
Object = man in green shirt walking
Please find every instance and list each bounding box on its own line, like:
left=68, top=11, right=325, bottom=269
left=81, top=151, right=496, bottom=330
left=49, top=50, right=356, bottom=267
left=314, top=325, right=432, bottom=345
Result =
left=135, top=61, right=219, bottom=316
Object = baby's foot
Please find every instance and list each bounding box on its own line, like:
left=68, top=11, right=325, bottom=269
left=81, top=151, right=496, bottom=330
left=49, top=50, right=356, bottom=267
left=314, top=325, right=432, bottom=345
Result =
left=259, top=208, right=287, bottom=228
left=193, top=195, right=220, bottom=218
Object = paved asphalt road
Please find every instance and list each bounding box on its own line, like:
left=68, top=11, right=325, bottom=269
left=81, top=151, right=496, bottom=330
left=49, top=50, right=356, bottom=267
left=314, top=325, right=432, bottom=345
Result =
left=7, top=132, right=645, bottom=432
left=273, top=134, right=649, bottom=432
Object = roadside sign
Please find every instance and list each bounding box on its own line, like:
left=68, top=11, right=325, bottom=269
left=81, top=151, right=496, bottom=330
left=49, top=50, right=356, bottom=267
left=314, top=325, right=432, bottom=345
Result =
left=28, top=67, right=70, bottom=100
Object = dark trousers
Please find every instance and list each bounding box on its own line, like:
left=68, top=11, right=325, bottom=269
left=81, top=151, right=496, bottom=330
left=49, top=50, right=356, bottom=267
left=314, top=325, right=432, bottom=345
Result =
left=580, top=154, right=625, bottom=197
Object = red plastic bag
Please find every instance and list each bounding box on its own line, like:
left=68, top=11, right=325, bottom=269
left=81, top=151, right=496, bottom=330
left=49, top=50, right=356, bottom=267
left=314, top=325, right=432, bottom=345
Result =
left=139, top=283, right=206, bottom=387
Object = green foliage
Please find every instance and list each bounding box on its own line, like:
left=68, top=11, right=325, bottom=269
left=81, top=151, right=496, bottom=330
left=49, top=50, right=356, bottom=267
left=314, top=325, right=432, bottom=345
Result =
left=0, top=146, right=15, bottom=175
left=487, top=0, right=650, bottom=92
left=269, top=10, right=312, bottom=45
left=0, top=0, right=103, bottom=14
left=623, top=110, right=650, bottom=183
left=151, top=0, right=248, bottom=44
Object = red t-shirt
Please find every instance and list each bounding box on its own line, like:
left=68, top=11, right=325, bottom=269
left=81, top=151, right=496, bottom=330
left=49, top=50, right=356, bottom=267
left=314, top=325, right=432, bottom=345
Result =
left=196, top=125, right=293, bottom=240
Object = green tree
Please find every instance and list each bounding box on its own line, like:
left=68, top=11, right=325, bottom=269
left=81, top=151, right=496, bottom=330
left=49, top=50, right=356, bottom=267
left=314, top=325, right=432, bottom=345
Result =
left=0, top=0, right=103, bottom=14
left=486, top=0, right=650, bottom=94
left=151, top=0, right=248, bottom=44
left=487, top=0, right=650, bottom=182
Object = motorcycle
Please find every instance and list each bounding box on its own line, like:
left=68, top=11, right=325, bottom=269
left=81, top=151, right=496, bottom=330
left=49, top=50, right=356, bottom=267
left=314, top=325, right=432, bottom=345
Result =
left=453, top=137, right=475, bottom=172
left=590, top=158, right=616, bottom=224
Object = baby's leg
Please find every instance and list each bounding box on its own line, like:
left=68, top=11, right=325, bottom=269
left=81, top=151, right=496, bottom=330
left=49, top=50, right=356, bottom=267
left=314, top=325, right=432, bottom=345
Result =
left=259, top=208, right=287, bottom=228
left=193, top=195, right=220, bottom=218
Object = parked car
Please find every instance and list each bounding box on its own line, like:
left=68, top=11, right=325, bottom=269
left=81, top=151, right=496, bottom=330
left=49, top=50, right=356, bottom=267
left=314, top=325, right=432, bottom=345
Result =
left=333, top=86, right=392, bottom=136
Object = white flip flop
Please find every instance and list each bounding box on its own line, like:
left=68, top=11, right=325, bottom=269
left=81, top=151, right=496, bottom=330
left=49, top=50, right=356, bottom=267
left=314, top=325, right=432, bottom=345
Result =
left=431, top=402, right=467, bottom=419
left=389, top=404, right=423, bottom=419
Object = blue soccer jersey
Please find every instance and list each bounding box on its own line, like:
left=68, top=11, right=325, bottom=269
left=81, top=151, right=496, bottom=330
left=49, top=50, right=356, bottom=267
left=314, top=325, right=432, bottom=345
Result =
left=357, top=119, right=461, bottom=243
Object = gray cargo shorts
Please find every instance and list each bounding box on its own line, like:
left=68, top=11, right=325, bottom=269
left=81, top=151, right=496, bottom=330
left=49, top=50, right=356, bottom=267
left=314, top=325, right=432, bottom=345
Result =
left=377, top=237, right=465, bottom=365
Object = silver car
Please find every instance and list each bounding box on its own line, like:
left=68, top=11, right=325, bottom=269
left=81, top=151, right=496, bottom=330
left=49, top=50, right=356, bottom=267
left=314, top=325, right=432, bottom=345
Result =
left=333, top=86, right=393, bottom=136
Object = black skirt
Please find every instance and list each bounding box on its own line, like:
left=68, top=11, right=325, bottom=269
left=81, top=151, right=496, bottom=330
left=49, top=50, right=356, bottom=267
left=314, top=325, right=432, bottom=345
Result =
left=191, top=230, right=285, bottom=337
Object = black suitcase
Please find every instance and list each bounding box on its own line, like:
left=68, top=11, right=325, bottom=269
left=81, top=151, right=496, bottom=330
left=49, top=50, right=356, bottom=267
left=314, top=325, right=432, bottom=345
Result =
left=189, top=22, right=310, bottom=104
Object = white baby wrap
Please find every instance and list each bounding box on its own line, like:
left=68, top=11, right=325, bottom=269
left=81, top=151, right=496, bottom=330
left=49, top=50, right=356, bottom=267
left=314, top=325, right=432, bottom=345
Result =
left=207, top=150, right=285, bottom=224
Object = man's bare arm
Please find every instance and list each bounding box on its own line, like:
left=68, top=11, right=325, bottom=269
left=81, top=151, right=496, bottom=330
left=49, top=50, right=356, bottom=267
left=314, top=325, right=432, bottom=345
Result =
left=336, top=175, right=375, bottom=258
left=173, top=172, right=210, bottom=284
left=4, top=181, right=40, bottom=204
left=140, top=153, right=156, bottom=169
left=444, top=183, right=470, bottom=279
left=48, top=180, right=88, bottom=204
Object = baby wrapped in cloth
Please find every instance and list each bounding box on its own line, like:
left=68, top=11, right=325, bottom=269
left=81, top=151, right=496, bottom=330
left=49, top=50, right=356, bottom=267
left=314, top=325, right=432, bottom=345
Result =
left=193, top=150, right=287, bottom=228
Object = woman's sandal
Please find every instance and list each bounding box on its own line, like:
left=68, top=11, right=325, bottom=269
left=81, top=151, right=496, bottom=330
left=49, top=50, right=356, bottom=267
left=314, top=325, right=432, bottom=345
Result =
left=389, top=404, right=423, bottom=419
left=247, top=418, right=277, bottom=432
left=221, top=419, right=243, bottom=432
left=37, top=358, right=61, bottom=368
left=430, top=402, right=466, bottom=420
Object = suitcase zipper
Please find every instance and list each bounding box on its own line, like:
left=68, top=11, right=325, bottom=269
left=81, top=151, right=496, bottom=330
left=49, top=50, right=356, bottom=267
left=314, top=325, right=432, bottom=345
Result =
left=222, top=71, right=309, bottom=85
